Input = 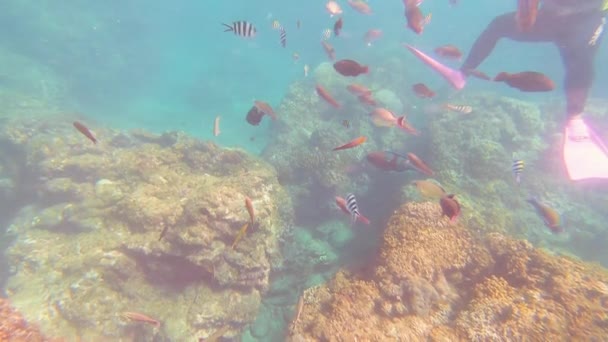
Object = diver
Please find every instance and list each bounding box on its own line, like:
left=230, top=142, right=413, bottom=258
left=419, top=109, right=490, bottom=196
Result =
left=407, top=0, right=608, bottom=181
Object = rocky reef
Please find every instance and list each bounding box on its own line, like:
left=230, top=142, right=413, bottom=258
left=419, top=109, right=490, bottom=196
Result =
left=289, top=201, right=608, bottom=341
left=1, top=116, right=290, bottom=340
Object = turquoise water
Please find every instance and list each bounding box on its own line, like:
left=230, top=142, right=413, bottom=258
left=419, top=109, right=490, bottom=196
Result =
left=1, top=1, right=608, bottom=340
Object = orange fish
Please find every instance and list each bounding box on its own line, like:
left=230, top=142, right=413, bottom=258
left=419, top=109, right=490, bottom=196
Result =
left=333, top=136, right=367, bottom=151
left=316, top=84, right=341, bottom=108
left=231, top=222, right=250, bottom=249
left=73, top=121, right=97, bottom=144
left=321, top=41, right=336, bottom=60
left=412, top=83, right=435, bottom=98
left=366, top=151, right=411, bottom=172
left=406, top=152, right=433, bottom=175
left=357, top=93, right=377, bottom=106
left=370, top=108, right=398, bottom=127
left=516, top=0, right=539, bottom=32
left=494, top=71, right=555, bottom=92
left=527, top=197, right=562, bottom=233
left=245, top=197, right=255, bottom=224
left=121, top=312, right=161, bottom=327
left=439, top=194, right=460, bottom=224
left=434, top=45, right=462, bottom=60
left=348, top=0, right=373, bottom=15
left=412, top=180, right=446, bottom=199
left=254, top=101, right=277, bottom=120
left=396, top=116, right=420, bottom=135
left=347, top=83, right=372, bottom=96
left=326, top=1, right=343, bottom=16
left=334, top=17, right=343, bottom=36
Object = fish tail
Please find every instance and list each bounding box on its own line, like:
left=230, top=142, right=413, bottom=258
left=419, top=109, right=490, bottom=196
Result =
left=222, top=23, right=234, bottom=32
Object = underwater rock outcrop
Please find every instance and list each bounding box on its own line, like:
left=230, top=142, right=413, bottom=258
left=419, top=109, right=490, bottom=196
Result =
left=289, top=201, right=608, bottom=341
left=1, top=116, right=291, bottom=341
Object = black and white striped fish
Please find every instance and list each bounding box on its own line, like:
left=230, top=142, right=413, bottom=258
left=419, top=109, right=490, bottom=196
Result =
left=512, top=159, right=524, bottom=184
left=222, top=21, right=257, bottom=38
left=346, top=193, right=362, bottom=224
left=279, top=26, right=287, bottom=48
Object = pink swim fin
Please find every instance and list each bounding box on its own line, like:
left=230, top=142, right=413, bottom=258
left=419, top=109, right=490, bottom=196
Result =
left=404, top=44, right=467, bottom=90
left=563, top=117, right=608, bottom=180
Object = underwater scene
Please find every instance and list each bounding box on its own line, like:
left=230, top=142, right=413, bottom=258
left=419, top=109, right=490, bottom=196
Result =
left=1, top=0, right=608, bottom=341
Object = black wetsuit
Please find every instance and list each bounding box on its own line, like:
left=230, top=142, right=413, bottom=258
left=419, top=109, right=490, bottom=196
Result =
left=461, top=1, right=606, bottom=116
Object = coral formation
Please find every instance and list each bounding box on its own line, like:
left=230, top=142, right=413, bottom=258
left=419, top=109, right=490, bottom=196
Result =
left=0, top=297, right=53, bottom=342
left=0, top=116, right=290, bottom=340
left=290, top=201, right=608, bottom=341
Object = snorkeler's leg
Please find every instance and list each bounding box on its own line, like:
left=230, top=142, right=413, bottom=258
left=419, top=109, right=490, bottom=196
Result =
left=406, top=12, right=554, bottom=89
left=461, top=11, right=555, bottom=70
left=561, top=13, right=608, bottom=180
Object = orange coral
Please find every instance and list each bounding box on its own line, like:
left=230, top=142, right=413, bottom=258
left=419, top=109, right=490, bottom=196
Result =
left=0, top=297, right=54, bottom=342
left=292, top=201, right=608, bottom=341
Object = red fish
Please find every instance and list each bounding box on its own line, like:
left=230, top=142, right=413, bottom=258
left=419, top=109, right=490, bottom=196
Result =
left=412, top=83, right=435, bottom=98
left=434, top=45, right=462, bottom=60
left=121, top=312, right=161, bottom=327
left=254, top=101, right=277, bottom=120
left=404, top=5, right=425, bottom=34
left=527, top=197, right=562, bottom=233
left=73, top=121, right=97, bottom=144
left=366, top=151, right=411, bottom=172
left=333, top=136, right=367, bottom=151
left=321, top=41, right=336, bottom=61
left=335, top=196, right=370, bottom=224
left=494, top=71, right=554, bottom=92
left=516, top=0, right=539, bottom=32
left=333, top=59, right=369, bottom=77
left=439, top=194, right=460, bottom=224
left=406, top=152, right=433, bottom=175
left=465, top=69, right=491, bottom=81
left=315, top=84, right=341, bottom=108
left=364, top=29, right=383, bottom=46
left=334, top=17, right=343, bottom=36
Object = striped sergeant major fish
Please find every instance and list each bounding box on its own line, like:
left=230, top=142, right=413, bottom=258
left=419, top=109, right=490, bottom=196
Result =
left=346, top=193, right=361, bottom=224
left=335, top=195, right=370, bottom=225
left=443, top=103, right=473, bottom=114
left=222, top=21, right=257, bottom=38
left=279, top=26, right=287, bottom=47
left=512, top=159, right=524, bottom=183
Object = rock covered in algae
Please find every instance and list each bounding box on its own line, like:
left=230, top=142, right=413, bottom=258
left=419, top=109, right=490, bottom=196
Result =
left=0, top=116, right=291, bottom=341
left=289, top=201, right=608, bottom=341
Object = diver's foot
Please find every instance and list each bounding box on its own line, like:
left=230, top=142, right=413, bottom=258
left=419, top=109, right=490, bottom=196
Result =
left=404, top=44, right=466, bottom=90
left=563, top=117, right=608, bottom=180
left=566, top=117, right=590, bottom=142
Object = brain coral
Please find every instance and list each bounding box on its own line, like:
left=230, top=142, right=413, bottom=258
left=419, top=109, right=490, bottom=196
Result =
left=289, top=201, right=608, bottom=341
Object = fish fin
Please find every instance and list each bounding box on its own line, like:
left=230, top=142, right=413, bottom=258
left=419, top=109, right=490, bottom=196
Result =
left=358, top=214, right=371, bottom=225
left=222, top=23, right=234, bottom=32
left=493, top=72, right=509, bottom=82
left=563, top=117, right=608, bottom=180
left=404, top=44, right=466, bottom=90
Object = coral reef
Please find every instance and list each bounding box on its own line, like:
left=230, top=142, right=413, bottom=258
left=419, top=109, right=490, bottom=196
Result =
left=0, top=297, right=54, bottom=342
left=0, top=116, right=290, bottom=340
left=290, top=201, right=608, bottom=341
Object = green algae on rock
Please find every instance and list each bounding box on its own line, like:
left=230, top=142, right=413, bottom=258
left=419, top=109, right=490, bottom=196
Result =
left=1, top=117, right=291, bottom=341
